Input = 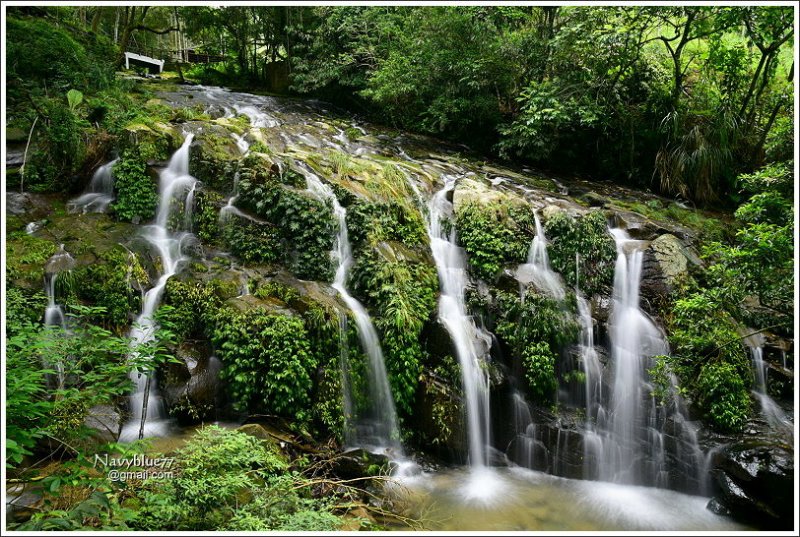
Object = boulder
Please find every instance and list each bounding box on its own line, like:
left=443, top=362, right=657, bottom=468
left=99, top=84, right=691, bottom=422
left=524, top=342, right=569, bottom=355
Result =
left=84, top=404, right=122, bottom=442
left=331, top=448, right=391, bottom=480
left=641, top=234, right=697, bottom=297
left=707, top=441, right=794, bottom=529
left=160, top=341, right=222, bottom=425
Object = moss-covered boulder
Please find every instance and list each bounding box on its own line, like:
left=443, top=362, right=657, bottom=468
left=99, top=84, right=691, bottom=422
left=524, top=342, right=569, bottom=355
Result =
left=188, top=124, right=248, bottom=192
left=120, top=121, right=182, bottom=163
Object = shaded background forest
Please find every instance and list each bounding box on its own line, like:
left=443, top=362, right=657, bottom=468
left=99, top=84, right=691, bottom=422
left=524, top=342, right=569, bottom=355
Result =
left=8, top=5, right=795, bottom=206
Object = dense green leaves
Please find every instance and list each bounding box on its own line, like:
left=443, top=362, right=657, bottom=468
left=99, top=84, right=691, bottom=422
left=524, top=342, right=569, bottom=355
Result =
left=112, top=154, right=157, bottom=222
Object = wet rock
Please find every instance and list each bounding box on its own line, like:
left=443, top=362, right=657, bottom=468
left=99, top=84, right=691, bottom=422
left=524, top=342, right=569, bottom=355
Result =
left=708, top=441, right=794, bottom=529
left=120, top=121, right=182, bottom=162
left=641, top=234, right=696, bottom=296
left=84, top=405, right=122, bottom=442
left=160, top=341, right=221, bottom=425
left=331, top=448, right=391, bottom=480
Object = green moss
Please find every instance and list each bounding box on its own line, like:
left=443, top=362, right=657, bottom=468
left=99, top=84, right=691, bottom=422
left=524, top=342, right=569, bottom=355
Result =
left=454, top=201, right=534, bottom=281
left=544, top=210, right=616, bottom=297
left=610, top=198, right=728, bottom=242
left=5, top=232, right=57, bottom=285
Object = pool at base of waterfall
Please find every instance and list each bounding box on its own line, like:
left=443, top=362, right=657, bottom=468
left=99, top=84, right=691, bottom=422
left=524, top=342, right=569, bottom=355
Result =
left=387, top=467, right=750, bottom=531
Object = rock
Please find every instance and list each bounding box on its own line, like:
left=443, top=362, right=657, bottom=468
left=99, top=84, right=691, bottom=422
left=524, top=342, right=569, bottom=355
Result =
left=641, top=234, right=695, bottom=297
left=541, top=204, right=567, bottom=221
left=84, top=405, right=122, bottom=442
left=331, top=448, right=391, bottom=480
left=579, top=192, right=607, bottom=208
left=160, top=341, right=222, bottom=425
left=708, top=442, right=794, bottom=529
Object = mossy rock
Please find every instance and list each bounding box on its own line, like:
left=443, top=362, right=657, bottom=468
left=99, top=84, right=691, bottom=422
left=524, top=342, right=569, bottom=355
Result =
left=120, top=122, right=182, bottom=163
left=188, top=124, right=250, bottom=192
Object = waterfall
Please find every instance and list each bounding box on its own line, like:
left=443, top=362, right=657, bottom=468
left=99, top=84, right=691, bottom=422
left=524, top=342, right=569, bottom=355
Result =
left=515, top=211, right=564, bottom=300
left=120, top=134, right=198, bottom=442
left=426, top=175, right=493, bottom=471
left=68, top=159, right=119, bottom=214
left=594, top=228, right=670, bottom=483
left=43, top=244, right=76, bottom=387
left=745, top=335, right=791, bottom=432
left=299, top=163, right=401, bottom=453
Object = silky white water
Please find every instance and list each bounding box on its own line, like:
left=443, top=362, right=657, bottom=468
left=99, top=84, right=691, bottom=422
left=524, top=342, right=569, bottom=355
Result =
left=299, top=163, right=401, bottom=454
left=425, top=175, right=494, bottom=479
left=516, top=212, right=565, bottom=300
left=120, top=134, right=197, bottom=442
left=68, top=158, right=118, bottom=214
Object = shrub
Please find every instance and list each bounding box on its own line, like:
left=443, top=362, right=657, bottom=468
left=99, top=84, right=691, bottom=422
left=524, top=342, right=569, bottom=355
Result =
left=211, top=309, right=317, bottom=421
left=694, top=361, right=751, bottom=432
left=222, top=218, right=282, bottom=264
left=455, top=201, right=534, bottom=281
left=237, top=173, right=335, bottom=281
left=134, top=426, right=288, bottom=530
left=544, top=210, right=616, bottom=296
left=112, top=154, right=157, bottom=222
left=522, top=342, right=558, bottom=404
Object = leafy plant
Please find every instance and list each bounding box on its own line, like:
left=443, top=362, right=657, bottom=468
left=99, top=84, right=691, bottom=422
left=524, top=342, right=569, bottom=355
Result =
left=112, top=153, right=157, bottom=222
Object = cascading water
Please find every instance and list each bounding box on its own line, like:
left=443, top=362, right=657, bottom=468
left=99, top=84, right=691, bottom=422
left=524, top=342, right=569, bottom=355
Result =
left=299, top=163, right=401, bottom=454
left=515, top=212, right=565, bottom=301
left=425, top=175, right=495, bottom=488
left=43, top=245, right=76, bottom=387
left=582, top=228, right=705, bottom=490
left=745, top=335, right=791, bottom=433
left=120, top=134, right=198, bottom=442
left=68, top=159, right=118, bottom=214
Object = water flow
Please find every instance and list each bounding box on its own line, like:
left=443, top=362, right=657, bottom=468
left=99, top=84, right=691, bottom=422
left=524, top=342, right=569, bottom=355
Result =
left=515, top=212, right=564, bottom=300
left=745, top=335, right=791, bottom=432
left=68, top=159, right=118, bottom=214
left=426, top=176, right=494, bottom=470
left=599, top=229, right=671, bottom=483
left=300, top=163, right=401, bottom=453
left=43, top=245, right=76, bottom=386
left=120, top=135, right=198, bottom=442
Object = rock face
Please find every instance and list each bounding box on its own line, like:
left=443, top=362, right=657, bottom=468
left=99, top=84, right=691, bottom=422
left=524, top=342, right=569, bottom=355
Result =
left=641, top=233, right=699, bottom=297
left=160, top=341, right=223, bottom=425
left=708, top=442, right=794, bottom=529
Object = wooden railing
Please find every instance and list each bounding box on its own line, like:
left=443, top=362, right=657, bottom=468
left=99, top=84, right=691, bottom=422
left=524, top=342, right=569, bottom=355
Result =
left=126, top=44, right=226, bottom=64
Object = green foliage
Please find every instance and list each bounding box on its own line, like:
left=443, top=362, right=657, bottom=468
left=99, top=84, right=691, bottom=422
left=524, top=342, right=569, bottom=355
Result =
left=455, top=201, right=534, bottom=281
left=695, top=361, right=751, bottom=432
left=352, top=250, right=438, bottom=415
left=193, top=188, right=223, bottom=244
left=24, top=98, right=87, bottom=193
left=134, top=426, right=290, bottom=530
left=5, top=287, right=48, bottom=336
left=346, top=200, right=427, bottom=247
left=67, top=89, right=84, bottom=112
left=254, top=281, right=301, bottom=305
left=237, top=172, right=336, bottom=280
left=211, top=309, right=317, bottom=421
left=222, top=217, right=282, bottom=264
left=5, top=326, right=53, bottom=466
left=6, top=16, right=114, bottom=93
left=112, top=154, right=157, bottom=222
left=522, top=342, right=558, bottom=404
left=544, top=211, right=616, bottom=296
left=5, top=233, right=57, bottom=284
left=73, top=247, right=146, bottom=329
left=160, top=279, right=223, bottom=339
